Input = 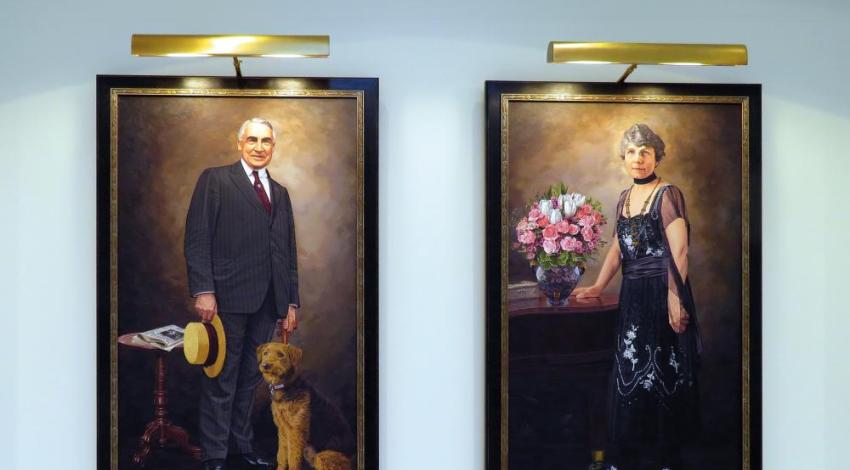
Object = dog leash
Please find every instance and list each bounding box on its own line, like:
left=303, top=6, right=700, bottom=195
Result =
left=269, top=319, right=289, bottom=396
left=275, top=319, right=290, bottom=344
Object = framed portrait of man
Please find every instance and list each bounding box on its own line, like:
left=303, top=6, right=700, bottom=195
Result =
left=96, top=75, right=378, bottom=470
left=485, top=81, right=762, bottom=470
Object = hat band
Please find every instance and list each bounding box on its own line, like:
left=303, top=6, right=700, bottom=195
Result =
left=202, top=322, right=219, bottom=367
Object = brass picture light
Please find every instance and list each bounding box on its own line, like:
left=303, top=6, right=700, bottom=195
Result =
left=547, top=42, right=748, bottom=82
left=131, top=34, right=330, bottom=77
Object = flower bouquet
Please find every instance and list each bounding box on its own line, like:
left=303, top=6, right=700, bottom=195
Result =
left=513, top=183, right=607, bottom=305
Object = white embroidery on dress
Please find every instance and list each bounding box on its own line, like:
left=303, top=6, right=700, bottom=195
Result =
left=622, top=324, right=639, bottom=370
left=669, top=348, right=680, bottom=373
left=616, top=344, right=682, bottom=399
left=641, top=370, right=655, bottom=390
left=645, top=246, right=664, bottom=256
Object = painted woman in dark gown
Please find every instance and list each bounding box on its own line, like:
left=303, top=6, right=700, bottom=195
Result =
left=574, top=124, right=701, bottom=470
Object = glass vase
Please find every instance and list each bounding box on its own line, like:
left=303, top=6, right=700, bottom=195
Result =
left=535, top=265, right=583, bottom=306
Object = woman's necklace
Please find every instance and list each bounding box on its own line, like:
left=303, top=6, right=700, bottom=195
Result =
left=624, top=178, right=661, bottom=218
left=623, top=178, right=661, bottom=250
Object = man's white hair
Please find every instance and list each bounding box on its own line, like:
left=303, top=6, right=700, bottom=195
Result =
left=237, top=118, right=276, bottom=142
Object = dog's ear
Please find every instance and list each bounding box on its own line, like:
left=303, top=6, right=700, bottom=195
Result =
left=287, top=344, right=303, bottom=368
left=256, top=343, right=270, bottom=363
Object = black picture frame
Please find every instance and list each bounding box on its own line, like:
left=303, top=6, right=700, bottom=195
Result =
left=96, top=75, right=378, bottom=470
left=485, top=80, right=761, bottom=470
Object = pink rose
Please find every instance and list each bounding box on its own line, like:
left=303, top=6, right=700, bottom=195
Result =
left=578, top=215, right=595, bottom=227
left=542, top=225, right=559, bottom=241
left=568, top=224, right=580, bottom=235
left=516, top=219, right=529, bottom=232
left=518, top=230, right=536, bottom=245
left=537, top=215, right=550, bottom=227
left=576, top=204, right=593, bottom=218
left=581, top=226, right=594, bottom=242
left=593, top=211, right=604, bottom=224
left=555, top=220, right=570, bottom=234
left=559, top=237, right=573, bottom=252
left=528, top=208, right=541, bottom=221
left=542, top=239, right=559, bottom=254
left=562, top=236, right=583, bottom=252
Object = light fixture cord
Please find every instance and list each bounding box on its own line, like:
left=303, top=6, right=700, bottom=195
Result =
left=617, top=64, right=637, bottom=83
left=233, top=56, right=243, bottom=78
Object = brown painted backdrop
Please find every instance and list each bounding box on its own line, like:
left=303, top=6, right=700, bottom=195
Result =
left=507, top=101, right=743, bottom=466
left=115, top=95, right=358, bottom=465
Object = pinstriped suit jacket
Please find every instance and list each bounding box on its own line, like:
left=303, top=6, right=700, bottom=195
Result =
left=184, top=161, right=300, bottom=316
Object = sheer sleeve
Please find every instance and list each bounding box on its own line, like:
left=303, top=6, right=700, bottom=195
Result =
left=660, top=185, right=689, bottom=232
left=661, top=184, right=701, bottom=353
left=662, top=185, right=692, bottom=302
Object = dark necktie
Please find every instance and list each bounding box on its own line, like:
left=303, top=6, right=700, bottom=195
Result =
left=252, top=170, right=272, bottom=215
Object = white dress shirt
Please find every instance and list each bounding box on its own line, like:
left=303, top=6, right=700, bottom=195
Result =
left=240, top=158, right=271, bottom=204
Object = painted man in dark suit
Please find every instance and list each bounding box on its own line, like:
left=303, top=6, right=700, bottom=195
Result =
left=184, top=118, right=300, bottom=470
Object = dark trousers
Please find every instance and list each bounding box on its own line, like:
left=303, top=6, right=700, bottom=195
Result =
left=199, top=287, right=278, bottom=460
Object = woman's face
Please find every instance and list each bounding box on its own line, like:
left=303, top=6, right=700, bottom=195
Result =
left=623, top=143, right=658, bottom=180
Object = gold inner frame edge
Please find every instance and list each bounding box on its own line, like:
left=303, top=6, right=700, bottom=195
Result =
left=498, top=93, right=751, bottom=470
left=109, top=87, right=366, bottom=470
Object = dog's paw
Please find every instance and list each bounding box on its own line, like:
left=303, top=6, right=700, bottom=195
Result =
left=303, top=445, right=318, bottom=466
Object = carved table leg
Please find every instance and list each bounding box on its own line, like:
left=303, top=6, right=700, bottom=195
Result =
left=131, top=352, right=202, bottom=466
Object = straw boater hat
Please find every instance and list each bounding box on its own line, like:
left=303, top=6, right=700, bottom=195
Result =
left=183, top=314, right=226, bottom=378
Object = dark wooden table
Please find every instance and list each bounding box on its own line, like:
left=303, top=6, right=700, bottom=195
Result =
left=508, top=293, right=619, bottom=470
left=118, top=333, right=203, bottom=466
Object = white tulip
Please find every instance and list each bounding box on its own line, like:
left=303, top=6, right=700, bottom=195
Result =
left=549, top=209, right=563, bottom=224
left=539, top=200, right=552, bottom=218
left=571, top=192, right=587, bottom=207
left=562, top=199, right=577, bottom=218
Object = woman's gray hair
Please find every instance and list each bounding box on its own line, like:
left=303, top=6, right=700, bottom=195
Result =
left=619, top=123, right=666, bottom=162
left=237, top=118, right=276, bottom=142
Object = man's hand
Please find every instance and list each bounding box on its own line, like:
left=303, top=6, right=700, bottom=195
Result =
left=282, top=306, right=298, bottom=333
left=668, top=292, right=689, bottom=333
left=194, top=293, right=218, bottom=322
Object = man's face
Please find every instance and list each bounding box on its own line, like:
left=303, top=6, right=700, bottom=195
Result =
left=623, top=143, right=658, bottom=180
left=237, top=122, right=275, bottom=169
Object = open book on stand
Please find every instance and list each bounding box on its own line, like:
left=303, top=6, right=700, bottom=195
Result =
left=132, top=325, right=185, bottom=351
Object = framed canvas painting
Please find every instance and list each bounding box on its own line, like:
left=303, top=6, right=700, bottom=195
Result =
left=96, top=75, right=378, bottom=470
left=485, top=81, right=761, bottom=470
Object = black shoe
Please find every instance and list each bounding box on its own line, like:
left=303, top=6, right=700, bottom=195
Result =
left=232, top=453, right=275, bottom=468
left=204, top=459, right=227, bottom=470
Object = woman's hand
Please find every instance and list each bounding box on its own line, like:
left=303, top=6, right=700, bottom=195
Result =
left=574, top=285, right=603, bottom=299
left=668, top=292, right=689, bottom=333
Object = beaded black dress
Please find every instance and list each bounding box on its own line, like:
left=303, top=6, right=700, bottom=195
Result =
left=609, top=184, right=701, bottom=464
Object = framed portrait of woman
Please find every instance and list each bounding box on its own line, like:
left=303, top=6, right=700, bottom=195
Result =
left=485, top=81, right=761, bottom=470
left=96, top=75, right=378, bottom=470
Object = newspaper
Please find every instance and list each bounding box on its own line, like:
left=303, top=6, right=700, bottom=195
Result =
left=133, top=325, right=185, bottom=352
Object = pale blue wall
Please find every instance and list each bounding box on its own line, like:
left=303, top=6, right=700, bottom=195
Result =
left=1, top=0, right=848, bottom=468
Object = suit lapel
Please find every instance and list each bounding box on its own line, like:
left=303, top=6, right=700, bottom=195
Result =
left=268, top=173, right=283, bottom=225
left=228, top=161, right=269, bottom=217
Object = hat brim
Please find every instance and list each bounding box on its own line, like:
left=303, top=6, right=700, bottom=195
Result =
left=203, top=314, right=227, bottom=378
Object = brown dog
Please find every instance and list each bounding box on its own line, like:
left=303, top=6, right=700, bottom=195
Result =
left=257, top=343, right=353, bottom=470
